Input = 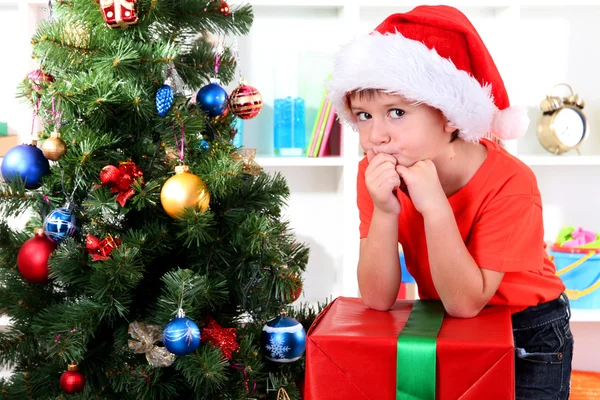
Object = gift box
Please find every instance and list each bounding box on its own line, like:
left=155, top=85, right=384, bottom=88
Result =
left=305, top=297, right=514, bottom=400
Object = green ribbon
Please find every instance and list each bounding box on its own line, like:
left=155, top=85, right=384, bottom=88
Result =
left=396, top=301, right=445, bottom=400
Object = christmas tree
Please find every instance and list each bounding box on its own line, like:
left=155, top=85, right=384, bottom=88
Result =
left=0, top=1, right=316, bottom=398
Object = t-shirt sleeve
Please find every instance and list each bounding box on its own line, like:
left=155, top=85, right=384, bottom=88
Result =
left=357, top=158, right=374, bottom=239
left=467, top=194, right=546, bottom=272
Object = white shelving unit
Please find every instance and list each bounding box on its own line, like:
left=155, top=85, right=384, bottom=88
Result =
left=0, top=0, right=598, bottom=374
left=255, top=156, right=345, bottom=167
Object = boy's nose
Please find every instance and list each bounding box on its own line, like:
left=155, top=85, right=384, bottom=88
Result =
left=369, top=126, right=391, bottom=145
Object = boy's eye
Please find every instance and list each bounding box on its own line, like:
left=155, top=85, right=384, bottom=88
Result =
left=356, top=112, right=371, bottom=121
left=389, top=109, right=405, bottom=119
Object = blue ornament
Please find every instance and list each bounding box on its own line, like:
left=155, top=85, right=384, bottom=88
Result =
left=163, top=316, right=201, bottom=356
left=199, top=140, right=210, bottom=151
left=156, top=84, right=174, bottom=117
left=1, top=144, right=50, bottom=189
left=260, top=314, right=306, bottom=363
left=196, top=83, right=228, bottom=117
left=43, top=206, right=78, bottom=244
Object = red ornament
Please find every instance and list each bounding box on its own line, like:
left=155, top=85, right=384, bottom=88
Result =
left=216, top=0, right=230, bottom=16
left=290, top=283, right=302, bottom=303
left=201, top=316, right=239, bottom=360
left=99, top=165, right=119, bottom=185
left=26, top=69, right=54, bottom=92
left=17, top=228, right=56, bottom=284
left=85, top=234, right=100, bottom=250
left=287, top=273, right=303, bottom=302
left=228, top=81, right=263, bottom=120
left=99, top=161, right=144, bottom=207
left=99, top=0, right=138, bottom=29
left=85, top=234, right=121, bottom=261
left=60, top=364, right=86, bottom=393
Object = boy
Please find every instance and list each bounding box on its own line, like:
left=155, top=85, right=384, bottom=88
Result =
left=327, top=5, right=573, bottom=400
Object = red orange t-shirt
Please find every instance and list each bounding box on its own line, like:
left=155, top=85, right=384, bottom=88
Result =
left=357, top=138, right=565, bottom=313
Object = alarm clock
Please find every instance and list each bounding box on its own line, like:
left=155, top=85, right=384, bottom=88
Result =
left=536, top=83, right=588, bottom=155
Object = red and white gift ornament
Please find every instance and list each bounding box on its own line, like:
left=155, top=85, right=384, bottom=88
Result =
left=85, top=234, right=121, bottom=261
left=99, top=0, right=138, bottom=29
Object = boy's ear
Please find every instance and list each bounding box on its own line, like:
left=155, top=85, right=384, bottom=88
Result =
left=444, top=120, right=458, bottom=134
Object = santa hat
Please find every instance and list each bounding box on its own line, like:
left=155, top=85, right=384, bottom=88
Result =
left=327, top=5, right=529, bottom=142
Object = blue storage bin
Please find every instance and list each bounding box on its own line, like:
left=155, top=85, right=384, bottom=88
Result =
left=273, top=97, right=306, bottom=156
left=550, top=244, right=600, bottom=309
left=399, top=253, right=415, bottom=284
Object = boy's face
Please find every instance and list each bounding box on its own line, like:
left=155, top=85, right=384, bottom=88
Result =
left=348, top=91, right=455, bottom=167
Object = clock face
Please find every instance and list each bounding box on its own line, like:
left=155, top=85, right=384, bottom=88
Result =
left=553, top=108, right=586, bottom=147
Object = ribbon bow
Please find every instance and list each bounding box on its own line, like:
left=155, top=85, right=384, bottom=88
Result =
left=128, top=321, right=176, bottom=367
left=99, top=161, right=144, bottom=207
left=85, top=234, right=121, bottom=261
left=231, top=148, right=261, bottom=176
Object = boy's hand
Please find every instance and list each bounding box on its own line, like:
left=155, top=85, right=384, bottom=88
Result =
left=365, top=149, right=401, bottom=216
left=396, top=160, right=447, bottom=216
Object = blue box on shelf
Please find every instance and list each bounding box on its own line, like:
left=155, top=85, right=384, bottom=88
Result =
left=273, top=96, right=306, bottom=157
left=232, top=118, right=244, bottom=148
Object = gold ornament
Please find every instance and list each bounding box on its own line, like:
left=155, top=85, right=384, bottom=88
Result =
left=277, top=388, right=291, bottom=400
left=231, top=148, right=261, bottom=176
left=64, top=22, right=90, bottom=48
left=128, top=321, right=176, bottom=367
left=42, top=131, right=67, bottom=161
left=160, top=165, right=210, bottom=219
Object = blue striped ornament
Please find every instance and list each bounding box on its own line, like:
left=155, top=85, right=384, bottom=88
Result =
left=43, top=207, right=78, bottom=244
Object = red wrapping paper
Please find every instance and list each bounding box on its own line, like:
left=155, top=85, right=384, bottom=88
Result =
left=305, top=297, right=514, bottom=400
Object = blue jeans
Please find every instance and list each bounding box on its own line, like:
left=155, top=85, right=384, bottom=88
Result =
left=512, top=293, right=574, bottom=400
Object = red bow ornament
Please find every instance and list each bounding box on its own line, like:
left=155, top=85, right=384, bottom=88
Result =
left=99, top=0, right=138, bottom=29
left=85, top=234, right=121, bottom=261
left=100, top=161, right=144, bottom=207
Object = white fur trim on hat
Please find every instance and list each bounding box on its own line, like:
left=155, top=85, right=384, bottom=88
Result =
left=327, top=31, right=528, bottom=142
left=491, top=106, right=530, bottom=140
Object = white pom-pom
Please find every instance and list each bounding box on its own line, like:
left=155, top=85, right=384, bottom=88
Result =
left=491, top=106, right=530, bottom=140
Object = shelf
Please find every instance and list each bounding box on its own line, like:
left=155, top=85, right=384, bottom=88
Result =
left=256, top=156, right=345, bottom=167
left=357, top=1, right=512, bottom=7
left=570, top=309, right=600, bottom=323
left=518, top=155, right=600, bottom=166
left=247, top=0, right=590, bottom=7
left=248, top=0, right=344, bottom=6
